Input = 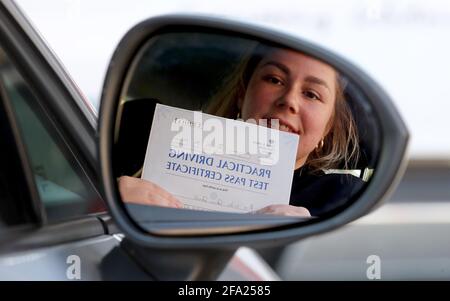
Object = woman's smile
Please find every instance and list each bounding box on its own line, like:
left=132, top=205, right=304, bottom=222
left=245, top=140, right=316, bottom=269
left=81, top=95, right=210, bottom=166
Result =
left=260, top=115, right=301, bottom=135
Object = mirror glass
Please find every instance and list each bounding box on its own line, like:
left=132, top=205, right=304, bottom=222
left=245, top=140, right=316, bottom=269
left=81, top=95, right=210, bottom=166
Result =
left=112, top=31, right=380, bottom=234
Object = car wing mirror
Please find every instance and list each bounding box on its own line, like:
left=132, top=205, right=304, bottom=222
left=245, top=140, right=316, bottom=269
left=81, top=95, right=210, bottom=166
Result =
left=99, top=15, right=409, bottom=249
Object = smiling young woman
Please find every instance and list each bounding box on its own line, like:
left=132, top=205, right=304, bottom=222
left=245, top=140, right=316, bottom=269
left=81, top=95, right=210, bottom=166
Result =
left=205, top=43, right=363, bottom=217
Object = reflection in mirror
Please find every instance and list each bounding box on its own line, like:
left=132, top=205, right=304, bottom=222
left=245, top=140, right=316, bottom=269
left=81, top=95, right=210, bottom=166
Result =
left=113, top=31, right=380, bottom=231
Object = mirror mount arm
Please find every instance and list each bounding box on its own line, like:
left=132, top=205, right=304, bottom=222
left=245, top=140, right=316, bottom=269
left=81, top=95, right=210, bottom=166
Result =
left=120, top=238, right=237, bottom=280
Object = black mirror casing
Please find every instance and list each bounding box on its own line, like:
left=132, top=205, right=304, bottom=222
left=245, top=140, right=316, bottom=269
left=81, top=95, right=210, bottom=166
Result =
left=99, top=15, right=409, bottom=250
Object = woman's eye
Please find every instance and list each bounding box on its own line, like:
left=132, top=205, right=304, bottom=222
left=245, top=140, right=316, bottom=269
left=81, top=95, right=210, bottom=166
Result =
left=303, top=90, right=320, bottom=101
left=263, top=75, right=284, bottom=86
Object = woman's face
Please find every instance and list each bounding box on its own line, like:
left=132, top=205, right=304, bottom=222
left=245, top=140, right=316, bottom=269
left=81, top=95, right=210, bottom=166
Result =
left=240, top=49, right=337, bottom=168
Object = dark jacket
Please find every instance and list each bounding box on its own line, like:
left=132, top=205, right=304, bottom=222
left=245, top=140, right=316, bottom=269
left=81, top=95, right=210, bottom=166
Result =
left=289, top=166, right=366, bottom=217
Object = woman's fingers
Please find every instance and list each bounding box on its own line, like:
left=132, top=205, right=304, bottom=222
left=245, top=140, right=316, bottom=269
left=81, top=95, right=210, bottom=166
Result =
left=118, top=176, right=183, bottom=208
left=142, top=180, right=183, bottom=208
left=254, top=204, right=311, bottom=217
left=118, top=176, right=309, bottom=215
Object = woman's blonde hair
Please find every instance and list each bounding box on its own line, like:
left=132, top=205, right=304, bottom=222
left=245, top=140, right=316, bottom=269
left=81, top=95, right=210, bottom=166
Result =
left=205, top=43, right=360, bottom=172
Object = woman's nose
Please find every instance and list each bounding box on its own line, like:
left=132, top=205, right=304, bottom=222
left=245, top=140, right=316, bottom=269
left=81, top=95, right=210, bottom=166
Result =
left=275, top=88, right=301, bottom=114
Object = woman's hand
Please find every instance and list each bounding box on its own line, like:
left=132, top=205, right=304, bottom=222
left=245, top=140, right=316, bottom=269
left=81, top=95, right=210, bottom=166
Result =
left=254, top=204, right=311, bottom=217
left=118, top=176, right=183, bottom=209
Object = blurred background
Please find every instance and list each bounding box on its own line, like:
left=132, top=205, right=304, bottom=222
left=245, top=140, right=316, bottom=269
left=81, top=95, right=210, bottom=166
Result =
left=15, top=0, right=450, bottom=280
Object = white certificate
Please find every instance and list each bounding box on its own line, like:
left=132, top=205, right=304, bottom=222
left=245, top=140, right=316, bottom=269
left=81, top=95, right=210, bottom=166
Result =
left=141, top=104, right=299, bottom=213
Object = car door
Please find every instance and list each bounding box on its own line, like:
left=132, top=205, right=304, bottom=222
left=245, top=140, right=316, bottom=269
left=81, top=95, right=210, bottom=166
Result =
left=0, top=1, right=157, bottom=280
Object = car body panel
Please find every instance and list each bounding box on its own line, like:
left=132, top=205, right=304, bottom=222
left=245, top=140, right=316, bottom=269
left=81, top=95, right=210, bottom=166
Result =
left=0, top=235, right=154, bottom=280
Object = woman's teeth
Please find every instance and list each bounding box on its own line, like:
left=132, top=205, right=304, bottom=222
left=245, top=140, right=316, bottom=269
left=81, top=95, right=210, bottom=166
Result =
left=279, top=124, right=292, bottom=133
left=264, top=119, right=296, bottom=133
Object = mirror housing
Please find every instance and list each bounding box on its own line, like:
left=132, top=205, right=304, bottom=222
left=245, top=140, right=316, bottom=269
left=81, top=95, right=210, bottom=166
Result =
left=99, top=15, right=409, bottom=249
